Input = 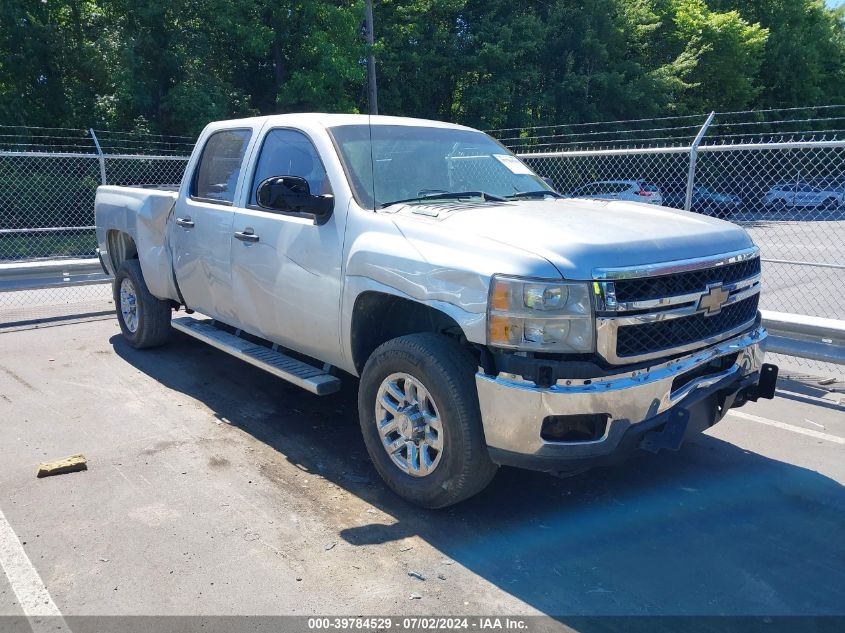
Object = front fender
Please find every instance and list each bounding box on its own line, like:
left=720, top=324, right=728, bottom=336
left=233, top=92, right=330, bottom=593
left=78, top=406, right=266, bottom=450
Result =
left=339, top=275, right=487, bottom=376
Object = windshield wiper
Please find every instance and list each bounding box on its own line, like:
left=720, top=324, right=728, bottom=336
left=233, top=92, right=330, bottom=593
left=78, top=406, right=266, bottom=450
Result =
left=507, top=190, right=563, bottom=199
left=380, top=191, right=508, bottom=208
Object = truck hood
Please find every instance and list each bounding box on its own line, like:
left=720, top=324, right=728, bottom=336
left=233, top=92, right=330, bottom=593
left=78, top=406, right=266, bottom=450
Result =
left=388, top=198, right=754, bottom=279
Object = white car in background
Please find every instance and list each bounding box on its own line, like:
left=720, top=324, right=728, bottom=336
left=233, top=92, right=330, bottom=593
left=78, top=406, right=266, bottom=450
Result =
left=762, top=182, right=842, bottom=211
left=814, top=178, right=845, bottom=208
left=568, top=180, right=663, bottom=205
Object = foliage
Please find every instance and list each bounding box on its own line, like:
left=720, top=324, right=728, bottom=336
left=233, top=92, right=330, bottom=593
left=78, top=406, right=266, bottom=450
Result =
left=1, top=0, right=844, bottom=135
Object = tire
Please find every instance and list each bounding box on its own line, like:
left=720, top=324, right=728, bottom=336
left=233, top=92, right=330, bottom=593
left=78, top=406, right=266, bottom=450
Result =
left=358, top=333, right=498, bottom=508
left=823, top=197, right=837, bottom=210
left=113, top=259, right=172, bottom=349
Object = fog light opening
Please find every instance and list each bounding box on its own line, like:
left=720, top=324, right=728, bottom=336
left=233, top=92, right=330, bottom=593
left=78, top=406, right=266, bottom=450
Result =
left=541, top=414, right=609, bottom=442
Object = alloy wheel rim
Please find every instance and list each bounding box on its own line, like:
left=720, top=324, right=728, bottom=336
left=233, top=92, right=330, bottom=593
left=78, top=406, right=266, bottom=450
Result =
left=119, top=277, right=139, bottom=333
left=375, top=372, right=444, bottom=477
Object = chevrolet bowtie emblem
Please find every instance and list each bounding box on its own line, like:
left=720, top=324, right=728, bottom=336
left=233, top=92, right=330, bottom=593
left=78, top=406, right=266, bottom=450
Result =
left=698, top=282, right=730, bottom=316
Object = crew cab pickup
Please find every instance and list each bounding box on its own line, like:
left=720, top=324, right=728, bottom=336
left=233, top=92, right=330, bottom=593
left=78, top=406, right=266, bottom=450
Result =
left=95, top=114, right=777, bottom=508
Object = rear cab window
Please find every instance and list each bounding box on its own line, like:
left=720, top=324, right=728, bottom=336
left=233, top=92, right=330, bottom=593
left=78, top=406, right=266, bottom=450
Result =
left=190, top=129, right=252, bottom=205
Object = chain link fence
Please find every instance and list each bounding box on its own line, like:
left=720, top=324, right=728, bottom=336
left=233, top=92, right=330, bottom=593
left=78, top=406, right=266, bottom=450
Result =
left=0, top=126, right=192, bottom=322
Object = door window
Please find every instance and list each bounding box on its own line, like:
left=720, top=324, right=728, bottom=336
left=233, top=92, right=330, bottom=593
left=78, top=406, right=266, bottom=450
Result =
left=251, top=129, right=330, bottom=205
left=191, top=129, right=252, bottom=204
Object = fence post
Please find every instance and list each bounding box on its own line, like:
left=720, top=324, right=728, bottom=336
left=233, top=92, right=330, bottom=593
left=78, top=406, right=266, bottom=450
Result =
left=684, top=111, right=716, bottom=212
left=89, top=128, right=107, bottom=185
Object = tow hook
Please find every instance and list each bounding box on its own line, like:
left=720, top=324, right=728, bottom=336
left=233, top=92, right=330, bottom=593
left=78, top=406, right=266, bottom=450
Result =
left=640, top=407, right=690, bottom=453
left=745, top=364, right=779, bottom=401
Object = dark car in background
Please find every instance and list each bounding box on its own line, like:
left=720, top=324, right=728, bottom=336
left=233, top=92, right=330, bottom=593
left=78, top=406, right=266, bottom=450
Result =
left=661, top=181, right=742, bottom=218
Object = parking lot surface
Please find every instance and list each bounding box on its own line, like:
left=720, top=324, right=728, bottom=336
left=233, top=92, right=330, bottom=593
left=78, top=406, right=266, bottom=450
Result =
left=743, top=216, right=844, bottom=319
left=0, top=317, right=843, bottom=620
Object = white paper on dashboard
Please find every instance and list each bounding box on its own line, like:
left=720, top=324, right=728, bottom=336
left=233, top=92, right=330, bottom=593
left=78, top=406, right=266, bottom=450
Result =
left=493, top=154, right=534, bottom=175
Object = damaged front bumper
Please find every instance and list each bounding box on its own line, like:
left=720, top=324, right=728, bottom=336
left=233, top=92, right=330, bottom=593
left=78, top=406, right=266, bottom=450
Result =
left=475, top=327, right=777, bottom=473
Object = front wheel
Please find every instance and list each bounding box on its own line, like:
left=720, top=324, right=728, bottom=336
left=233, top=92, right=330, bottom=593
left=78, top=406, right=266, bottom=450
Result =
left=114, top=259, right=172, bottom=349
left=358, top=333, right=498, bottom=508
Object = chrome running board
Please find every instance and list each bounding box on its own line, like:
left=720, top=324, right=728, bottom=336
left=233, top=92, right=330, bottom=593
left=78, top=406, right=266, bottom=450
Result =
left=171, top=316, right=341, bottom=396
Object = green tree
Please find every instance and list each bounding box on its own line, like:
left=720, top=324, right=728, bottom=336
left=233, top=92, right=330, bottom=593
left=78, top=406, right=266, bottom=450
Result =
left=712, top=0, right=845, bottom=107
left=375, top=0, right=469, bottom=120
left=669, top=0, right=768, bottom=112
left=1, top=0, right=844, bottom=137
left=0, top=0, right=107, bottom=128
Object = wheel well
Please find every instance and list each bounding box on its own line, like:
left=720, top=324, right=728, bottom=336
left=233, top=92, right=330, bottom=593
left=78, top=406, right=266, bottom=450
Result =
left=351, top=292, right=469, bottom=374
left=107, top=230, right=138, bottom=272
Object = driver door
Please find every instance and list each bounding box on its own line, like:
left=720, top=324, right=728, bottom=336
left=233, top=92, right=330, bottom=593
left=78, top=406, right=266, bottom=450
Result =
left=230, top=128, right=345, bottom=363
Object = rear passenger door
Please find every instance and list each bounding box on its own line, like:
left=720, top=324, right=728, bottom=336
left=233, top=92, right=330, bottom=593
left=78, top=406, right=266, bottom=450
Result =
left=172, top=128, right=253, bottom=321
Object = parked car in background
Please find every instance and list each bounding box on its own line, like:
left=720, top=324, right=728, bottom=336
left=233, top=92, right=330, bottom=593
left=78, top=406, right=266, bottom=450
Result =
left=813, top=178, right=845, bottom=209
left=762, top=182, right=842, bottom=211
left=711, top=177, right=772, bottom=214
left=568, top=180, right=663, bottom=205
left=661, top=181, right=742, bottom=218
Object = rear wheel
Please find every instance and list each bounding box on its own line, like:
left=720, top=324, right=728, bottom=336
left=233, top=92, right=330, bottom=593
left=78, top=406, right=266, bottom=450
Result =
left=114, top=259, right=172, bottom=349
left=358, top=333, right=498, bottom=508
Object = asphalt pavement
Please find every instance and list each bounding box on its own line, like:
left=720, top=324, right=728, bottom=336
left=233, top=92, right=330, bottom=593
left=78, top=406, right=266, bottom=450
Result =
left=0, top=317, right=842, bottom=623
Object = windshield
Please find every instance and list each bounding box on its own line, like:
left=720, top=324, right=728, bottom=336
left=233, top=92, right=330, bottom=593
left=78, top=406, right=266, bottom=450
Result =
left=328, top=124, right=552, bottom=209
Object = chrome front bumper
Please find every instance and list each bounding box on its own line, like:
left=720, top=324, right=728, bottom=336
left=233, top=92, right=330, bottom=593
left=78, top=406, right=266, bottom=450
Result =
left=475, top=327, right=768, bottom=468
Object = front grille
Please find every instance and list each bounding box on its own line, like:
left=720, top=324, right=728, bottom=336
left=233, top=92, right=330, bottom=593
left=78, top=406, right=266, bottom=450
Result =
left=614, top=257, right=761, bottom=303
left=616, top=293, right=759, bottom=358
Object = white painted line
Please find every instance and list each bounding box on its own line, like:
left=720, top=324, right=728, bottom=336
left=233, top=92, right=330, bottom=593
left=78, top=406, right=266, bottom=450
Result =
left=776, top=388, right=841, bottom=406
left=0, top=504, right=70, bottom=632
left=729, top=410, right=845, bottom=445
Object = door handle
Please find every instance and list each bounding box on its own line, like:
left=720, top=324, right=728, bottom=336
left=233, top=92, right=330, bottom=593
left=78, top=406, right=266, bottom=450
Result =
left=234, top=228, right=259, bottom=243
left=175, top=217, right=194, bottom=228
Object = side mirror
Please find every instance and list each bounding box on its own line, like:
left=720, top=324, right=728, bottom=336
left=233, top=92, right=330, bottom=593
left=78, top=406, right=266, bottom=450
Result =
left=256, top=176, right=334, bottom=224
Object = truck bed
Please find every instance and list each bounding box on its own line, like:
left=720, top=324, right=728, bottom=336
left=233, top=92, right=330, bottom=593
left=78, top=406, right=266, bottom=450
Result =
left=94, top=184, right=181, bottom=302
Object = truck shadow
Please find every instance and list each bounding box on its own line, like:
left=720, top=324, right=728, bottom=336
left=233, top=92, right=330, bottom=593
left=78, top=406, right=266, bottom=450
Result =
left=111, top=332, right=845, bottom=618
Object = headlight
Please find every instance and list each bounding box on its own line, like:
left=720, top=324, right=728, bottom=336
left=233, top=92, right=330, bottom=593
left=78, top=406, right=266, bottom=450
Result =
left=487, top=276, right=594, bottom=352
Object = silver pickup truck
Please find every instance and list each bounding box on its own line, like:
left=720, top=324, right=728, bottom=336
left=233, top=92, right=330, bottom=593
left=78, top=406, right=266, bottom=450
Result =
left=95, top=113, right=777, bottom=508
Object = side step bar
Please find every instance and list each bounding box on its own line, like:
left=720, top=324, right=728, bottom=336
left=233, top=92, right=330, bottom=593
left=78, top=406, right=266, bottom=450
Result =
left=171, top=316, right=341, bottom=396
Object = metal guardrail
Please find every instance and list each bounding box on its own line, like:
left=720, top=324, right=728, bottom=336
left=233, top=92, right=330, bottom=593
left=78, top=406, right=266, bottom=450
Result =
left=762, top=311, right=845, bottom=365
left=0, top=258, right=110, bottom=292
